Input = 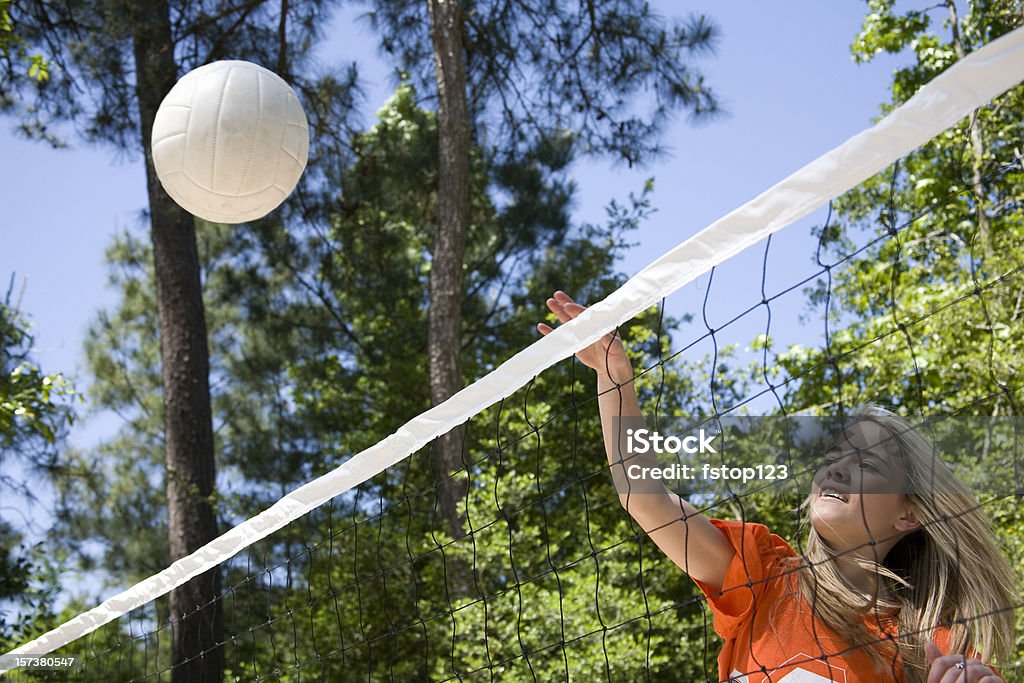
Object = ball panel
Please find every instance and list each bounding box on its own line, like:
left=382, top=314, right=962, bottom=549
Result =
left=273, top=156, right=304, bottom=195
left=154, top=171, right=197, bottom=216
left=276, top=99, right=310, bottom=198
left=280, top=122, right=308, bottom=164
left=274, top=121, right=309, bottom=194
left=152, top=133, right=187, bottom=176
left=151, top=104, right=191, bottom=149
left=231, top=68, right=263, bottom=196
left=235, top=69, right=282, bottom=195
left=213, top=63, right=262, bottom=195
left=183, top=63, right=232, bottom=191
left=286, top=98, right=307, bottom=127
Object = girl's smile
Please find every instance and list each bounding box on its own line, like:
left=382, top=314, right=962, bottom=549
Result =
left=809, top=421, right=920, bottom=557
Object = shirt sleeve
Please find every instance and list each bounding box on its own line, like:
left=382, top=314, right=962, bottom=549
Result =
left=690, top=519, right=795, bottom=640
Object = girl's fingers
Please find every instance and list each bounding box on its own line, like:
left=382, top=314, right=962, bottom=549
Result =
left=926, top=641, right=956, bottom=683
left=559, top=302, right=586, bottom=321
left=546, top=298, right=571, bottom=323
left=964, top=665, right=1001, bottom=683
left=937, top=663, right=962, bottom=683
left=553, top=291, right=585, bottom=315
left=936, top=663, right=962, bottom=683
left=544, top=292, right=597, bottom=336
left=931, top=659, right=997, bottom=683
left=552, top=290, right=575, bottom=305
left=546, top=298, right=587, bottom=325
left=928, top=657, right=950, bottom=683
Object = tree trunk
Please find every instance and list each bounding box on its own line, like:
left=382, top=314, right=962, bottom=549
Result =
left=131, top=2, right=223, bottom=680
left=427, top=0, right=471, bottom=545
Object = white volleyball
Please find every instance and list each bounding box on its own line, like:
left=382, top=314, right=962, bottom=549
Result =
left=151, top=60, right=309, bottom=224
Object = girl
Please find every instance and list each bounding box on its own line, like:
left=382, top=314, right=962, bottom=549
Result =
left=537, top=290, right=1018, bottom=683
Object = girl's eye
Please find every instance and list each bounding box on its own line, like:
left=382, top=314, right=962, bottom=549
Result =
left=859, top=462, right=879, bottom=472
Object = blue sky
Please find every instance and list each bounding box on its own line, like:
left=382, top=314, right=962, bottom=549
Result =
left=0, top=2, right=908, bottom=521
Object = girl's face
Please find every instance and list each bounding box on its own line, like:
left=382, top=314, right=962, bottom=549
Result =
left=809, top=420, right=920, bottom=554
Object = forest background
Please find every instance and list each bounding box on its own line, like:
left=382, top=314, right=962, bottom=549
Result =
left=1, top=0, right=1022, bottom=680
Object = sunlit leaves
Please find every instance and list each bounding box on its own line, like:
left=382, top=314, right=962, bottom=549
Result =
left=0, top=303, right=76, bottom=448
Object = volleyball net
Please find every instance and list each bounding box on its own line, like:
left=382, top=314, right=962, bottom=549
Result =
left=4, top=24, right=1024, bottom=682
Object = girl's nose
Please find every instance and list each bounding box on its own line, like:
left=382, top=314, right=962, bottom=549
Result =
left=826, top=461, right=848, bottom=482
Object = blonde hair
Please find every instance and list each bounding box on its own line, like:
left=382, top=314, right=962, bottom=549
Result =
left=782, top=405, right=1017, bottom=682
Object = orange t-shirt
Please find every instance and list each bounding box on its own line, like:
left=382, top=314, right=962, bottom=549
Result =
left=691, top=519, right=962, bottom=683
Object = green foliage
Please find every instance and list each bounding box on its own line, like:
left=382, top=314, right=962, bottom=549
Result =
left=851, top=0, right=931, bottom=65
left=0, top=0, right=49, bottom=86
left=0, top=291, right=74, bottom=650
left=0, top=301, right=74, bottom=447
left=782, top=1, right=1024, bottom=416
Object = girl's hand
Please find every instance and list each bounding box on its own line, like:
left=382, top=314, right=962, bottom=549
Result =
left=537, top=291, right=633, bottom=384
left=925, top=640, right=1003, bottom=683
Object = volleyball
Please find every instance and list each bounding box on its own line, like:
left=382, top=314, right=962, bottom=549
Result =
left=150, top=60, right=309, bottom=224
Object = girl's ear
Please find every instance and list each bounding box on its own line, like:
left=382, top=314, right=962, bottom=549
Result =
left=895, top=505, right=921, bottom=533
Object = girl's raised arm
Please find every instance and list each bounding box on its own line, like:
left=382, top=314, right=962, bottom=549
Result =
left=538, top=291, right=735, bottom=591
